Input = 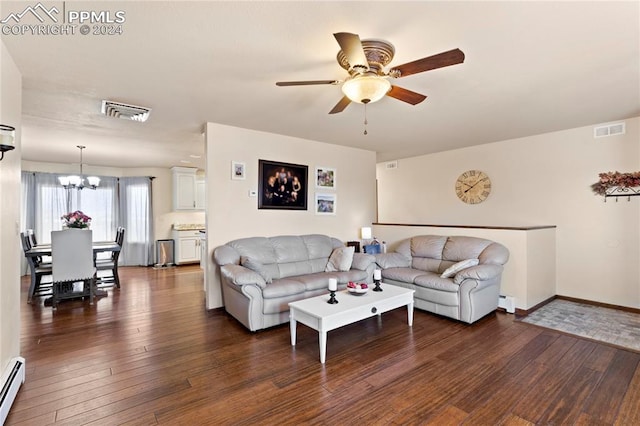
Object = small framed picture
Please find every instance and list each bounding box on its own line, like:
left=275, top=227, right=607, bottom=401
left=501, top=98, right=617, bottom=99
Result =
left=231, top=161, right=246, bottom=180
left=315, top=166, right=336, bottom=189
left=315, top=193, right=336, bottom=215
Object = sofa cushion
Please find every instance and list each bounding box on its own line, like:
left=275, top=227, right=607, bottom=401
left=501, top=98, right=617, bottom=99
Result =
left=325, top=246, right=355, bottom=272
left=278, top=260, right=313, bottom=279
left=332, top=269, right=368, bottom=283
left=302, top=234, right=337, bottom=260
left=381, top=267, right=425, bottom=284
left=295, top=272, right=334, bottom=292
left=262, top=278, right=306, bottom=299
left=414, top=272, right=460, bottom=292
left=442, top=236, right=492, bottom=262
left=271, top=236, right=309, bottom=263
left=440, top=258, right=480, bottom=278
left=412, top=257, right=443, bottom=273
left=240, top=256, right=276, bottom=283
left=228, top=237, right=277, bottom=264
left=411, top=236, right=448, bottom=259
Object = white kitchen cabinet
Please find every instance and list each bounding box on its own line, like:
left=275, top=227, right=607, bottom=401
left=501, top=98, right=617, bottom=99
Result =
left=172, top=167, right=197, bottom=210
left=173, top=230, right=202, bottom=264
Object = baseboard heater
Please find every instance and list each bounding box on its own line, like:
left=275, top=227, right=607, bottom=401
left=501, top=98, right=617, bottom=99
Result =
left=498, top=295, right=516, bottom=314
left=0, top=357, right=25, bottom=424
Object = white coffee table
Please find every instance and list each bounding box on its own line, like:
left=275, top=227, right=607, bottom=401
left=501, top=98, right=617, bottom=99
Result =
left=288, top=284, right=414, bottom=363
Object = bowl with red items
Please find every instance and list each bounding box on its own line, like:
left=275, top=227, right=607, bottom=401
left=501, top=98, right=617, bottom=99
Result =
left=347, top=282, right=369, bottom=295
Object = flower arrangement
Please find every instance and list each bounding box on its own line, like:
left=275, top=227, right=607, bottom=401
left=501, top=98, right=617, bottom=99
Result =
left=591, top=171, right=640, bottom=196
left=61, top=210, right=92, bottom=229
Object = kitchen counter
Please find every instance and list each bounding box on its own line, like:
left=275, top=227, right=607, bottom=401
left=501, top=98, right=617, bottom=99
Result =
left=173, top=223, right=205, bottom=231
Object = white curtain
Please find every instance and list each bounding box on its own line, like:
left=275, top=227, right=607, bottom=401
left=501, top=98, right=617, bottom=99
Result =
left=119, top=177, right=154, bottom=266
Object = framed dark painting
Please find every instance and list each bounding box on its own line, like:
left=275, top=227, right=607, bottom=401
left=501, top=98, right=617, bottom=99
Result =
left=258, top=160, right=308, bottom=210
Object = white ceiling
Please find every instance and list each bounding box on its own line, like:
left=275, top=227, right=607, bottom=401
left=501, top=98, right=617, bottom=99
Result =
left=2, top=1, right=639, bottom=170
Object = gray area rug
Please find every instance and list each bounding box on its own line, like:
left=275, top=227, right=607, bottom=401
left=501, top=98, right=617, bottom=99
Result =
left=519, top=299, right=640, bottom=352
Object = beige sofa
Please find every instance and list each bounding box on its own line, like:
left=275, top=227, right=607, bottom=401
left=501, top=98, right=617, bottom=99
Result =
left=214, top=234, right=376, bottom=331
left=374, top=235, right=509, bottom=324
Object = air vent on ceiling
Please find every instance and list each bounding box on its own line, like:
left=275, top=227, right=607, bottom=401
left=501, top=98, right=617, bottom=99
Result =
left=385, top=160, right=398, bottom=170
left=594, top=122, right=625, bottom=138
left=101, top=100, right=151, bottom=122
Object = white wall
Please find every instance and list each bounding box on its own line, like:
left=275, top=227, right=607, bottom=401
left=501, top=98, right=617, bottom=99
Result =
left=0, top=40, right=22, bottom=375
left=377, top=117, right=640, bottom=308
left=204, top=123, right=377, bottom=309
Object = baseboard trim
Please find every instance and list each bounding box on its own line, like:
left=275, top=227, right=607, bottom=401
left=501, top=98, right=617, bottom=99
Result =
left=515, top=296, right=557, bottom=318
left=556, top=295, right=640, bottom=315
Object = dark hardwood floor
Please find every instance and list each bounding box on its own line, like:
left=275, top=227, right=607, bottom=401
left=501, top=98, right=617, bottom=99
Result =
left=8, top=265, right=640, bottom=425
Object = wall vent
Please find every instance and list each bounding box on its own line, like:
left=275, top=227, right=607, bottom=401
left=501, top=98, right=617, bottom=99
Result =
left=594, top=122, right=625, bottom=138
left=101, top=100, right=151, bottom=122
left=385, top=161, right=398, bottom=170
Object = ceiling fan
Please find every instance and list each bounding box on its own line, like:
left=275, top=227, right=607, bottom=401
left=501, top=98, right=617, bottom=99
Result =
left=276, top=32, right=465, bottom=114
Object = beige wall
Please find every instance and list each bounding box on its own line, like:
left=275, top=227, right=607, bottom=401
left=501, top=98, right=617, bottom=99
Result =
left=377, top=117, right=640, bottom=308
left=0, top=41, right=22, bottom=373
left=204, top=123, right=377, bottom=309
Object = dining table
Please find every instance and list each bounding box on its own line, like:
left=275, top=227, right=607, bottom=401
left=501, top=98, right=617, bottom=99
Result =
left=24, top=241, right=121, bottom=303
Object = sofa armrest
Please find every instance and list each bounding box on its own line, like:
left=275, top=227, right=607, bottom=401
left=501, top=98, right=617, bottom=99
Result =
left=375, top=253, right=412, bottom=269
left=351, top=253, right=376, bottom=271
left=453, top=264, right=503, bottom=284
left=220, top=264, right=267, bottom=288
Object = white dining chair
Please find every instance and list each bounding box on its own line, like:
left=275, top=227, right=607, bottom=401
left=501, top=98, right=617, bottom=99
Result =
left=51, top=229, right=96, bottom=309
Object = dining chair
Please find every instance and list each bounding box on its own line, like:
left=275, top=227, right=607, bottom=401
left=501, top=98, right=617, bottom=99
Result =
left=21, top=232, right=53, bottom=303
left=96, top=227, right=125, bottom=288
left=51, top=229, right=96, bottom=309
left=26, top=228, right=52, bottom=265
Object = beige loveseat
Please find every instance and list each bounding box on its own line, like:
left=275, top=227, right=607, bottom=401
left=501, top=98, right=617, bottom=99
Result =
left=214, top=234, right=376, bottom=331
left=374, top=235, right=509, bottom=324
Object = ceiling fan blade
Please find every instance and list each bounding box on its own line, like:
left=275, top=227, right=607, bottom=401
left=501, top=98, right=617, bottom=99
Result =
left=333, top=32, right=369, bottom=70
left=391, top=48, right=465, bottom=78
left=387, top=85, right=427, bottom=105
left=328, top=96, right=351, bottom=114
left=276, top=80, right=340, bottom=86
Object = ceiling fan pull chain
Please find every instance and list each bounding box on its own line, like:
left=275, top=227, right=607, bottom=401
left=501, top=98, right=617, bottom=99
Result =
left=363, top=102, right=368, bottom=135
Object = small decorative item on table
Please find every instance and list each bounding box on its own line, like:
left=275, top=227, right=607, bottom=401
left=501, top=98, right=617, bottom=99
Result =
left=327, top=278, right=338, bottom=304
left=347, top=281, right=368, bottom=295
left=61, top=210, right=92, bottom=229
left=373, top=269, right=382, bottom=292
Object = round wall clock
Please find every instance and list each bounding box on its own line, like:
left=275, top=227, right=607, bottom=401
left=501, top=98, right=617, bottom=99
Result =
left=455, top=170, right=492, bottom=204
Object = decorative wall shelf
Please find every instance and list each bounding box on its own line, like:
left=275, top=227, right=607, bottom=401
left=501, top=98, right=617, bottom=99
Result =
left=592, top=171, right=640, bottom=202
left=604, top=186, right=640, bottom=202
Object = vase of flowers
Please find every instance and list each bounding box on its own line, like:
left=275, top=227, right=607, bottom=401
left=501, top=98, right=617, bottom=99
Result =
left=61, top=210, right=92, bottom=229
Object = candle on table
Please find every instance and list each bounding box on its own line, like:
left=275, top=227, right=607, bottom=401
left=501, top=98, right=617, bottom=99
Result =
left=374, top=269, right=382, bottom=280
left=328, top=278, right=337, bottom=291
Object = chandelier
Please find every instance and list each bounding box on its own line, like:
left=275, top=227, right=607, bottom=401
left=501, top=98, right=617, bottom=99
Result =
left=58, top=145, right=100, bottom=190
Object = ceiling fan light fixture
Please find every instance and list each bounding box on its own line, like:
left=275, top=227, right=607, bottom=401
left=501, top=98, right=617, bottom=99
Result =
left=342, top=75, right=391, bottom=104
